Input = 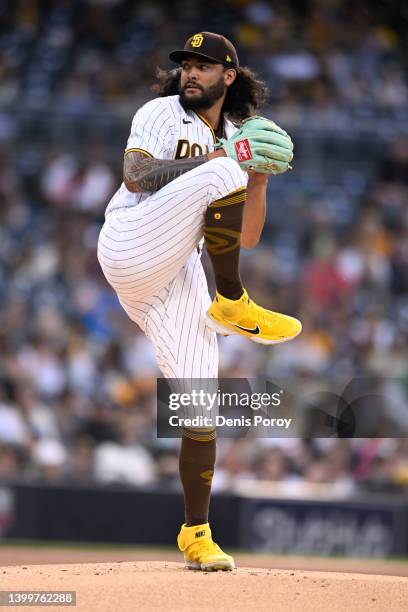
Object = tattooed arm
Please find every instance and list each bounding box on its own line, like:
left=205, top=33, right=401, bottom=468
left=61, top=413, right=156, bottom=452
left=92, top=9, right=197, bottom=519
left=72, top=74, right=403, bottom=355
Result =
left=123, top=150, right=226, bottom=193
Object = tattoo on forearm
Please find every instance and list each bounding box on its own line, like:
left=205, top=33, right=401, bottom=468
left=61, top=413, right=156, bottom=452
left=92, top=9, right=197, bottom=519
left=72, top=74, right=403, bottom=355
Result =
left=123, top=151, right=208, bottom=193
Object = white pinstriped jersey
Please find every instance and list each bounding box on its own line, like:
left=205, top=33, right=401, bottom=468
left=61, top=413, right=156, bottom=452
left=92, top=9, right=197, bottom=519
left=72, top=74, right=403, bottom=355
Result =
left=105, top=94, right=238, bottom=214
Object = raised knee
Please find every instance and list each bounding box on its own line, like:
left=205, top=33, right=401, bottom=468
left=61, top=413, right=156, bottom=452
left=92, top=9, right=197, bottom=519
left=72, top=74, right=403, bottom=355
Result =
left=208, top=156, right=247, bottom=189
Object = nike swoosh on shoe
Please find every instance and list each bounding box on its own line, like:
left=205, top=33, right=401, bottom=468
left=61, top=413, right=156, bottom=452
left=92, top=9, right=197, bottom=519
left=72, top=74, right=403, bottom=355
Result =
left=232, top=324, right=260, bottom=334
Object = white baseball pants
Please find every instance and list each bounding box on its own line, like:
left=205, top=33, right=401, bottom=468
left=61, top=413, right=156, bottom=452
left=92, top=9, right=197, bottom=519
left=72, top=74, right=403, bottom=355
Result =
left=97, top=157, right=247, bottom=379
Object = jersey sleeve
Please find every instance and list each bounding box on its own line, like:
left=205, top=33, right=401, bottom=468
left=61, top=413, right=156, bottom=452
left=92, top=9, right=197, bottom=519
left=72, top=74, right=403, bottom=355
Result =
left=125, top=99, right=174, bottom=159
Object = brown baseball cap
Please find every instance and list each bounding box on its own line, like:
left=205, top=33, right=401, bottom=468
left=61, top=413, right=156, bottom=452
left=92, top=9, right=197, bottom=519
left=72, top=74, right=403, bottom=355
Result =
left=169, top=32, right=239, bottom=68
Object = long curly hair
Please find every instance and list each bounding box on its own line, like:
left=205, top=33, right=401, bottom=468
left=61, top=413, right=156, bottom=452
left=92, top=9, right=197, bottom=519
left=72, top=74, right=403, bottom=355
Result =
left=151, top=66, right=268, bottom=123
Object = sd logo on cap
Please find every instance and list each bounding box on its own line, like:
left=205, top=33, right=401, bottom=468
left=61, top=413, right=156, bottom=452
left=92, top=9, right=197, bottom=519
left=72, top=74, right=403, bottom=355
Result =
left=191, top=33, right=204, bottom=48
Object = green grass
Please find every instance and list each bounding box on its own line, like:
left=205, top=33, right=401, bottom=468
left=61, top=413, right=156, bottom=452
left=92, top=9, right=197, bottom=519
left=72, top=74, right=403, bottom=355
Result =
left=0, top=539, right=174, bottom=552
left=1, top=539, right=408, bottom=563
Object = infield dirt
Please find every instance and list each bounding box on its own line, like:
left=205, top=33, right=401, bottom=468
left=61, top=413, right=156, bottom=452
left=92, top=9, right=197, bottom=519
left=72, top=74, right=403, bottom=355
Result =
left=2, top=555, right=408, bottom=611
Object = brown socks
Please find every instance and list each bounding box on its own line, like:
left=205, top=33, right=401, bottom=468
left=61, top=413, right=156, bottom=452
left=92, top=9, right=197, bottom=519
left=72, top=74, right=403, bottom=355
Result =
left=179, top=429, right=216, bottom=526
left=178, top=187, right=247, bottom=524
left=203, top=187, right=246, bottom=300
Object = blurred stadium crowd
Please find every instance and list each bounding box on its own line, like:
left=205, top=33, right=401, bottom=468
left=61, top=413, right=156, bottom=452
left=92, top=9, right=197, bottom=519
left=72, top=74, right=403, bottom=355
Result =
left=0, top=0, right=407, bottom=496
left=0, top=0, right=406, bottom=114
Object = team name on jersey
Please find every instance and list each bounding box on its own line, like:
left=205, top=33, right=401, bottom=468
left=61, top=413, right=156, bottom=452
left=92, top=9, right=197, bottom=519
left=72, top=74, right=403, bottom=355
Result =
left=174, top=139, right=210, bottom=159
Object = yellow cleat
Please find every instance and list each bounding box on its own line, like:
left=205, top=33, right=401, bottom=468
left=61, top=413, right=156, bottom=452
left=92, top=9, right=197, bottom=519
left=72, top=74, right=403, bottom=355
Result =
left=205, top=288, right=302, bottom=345
left=177, top=523, right=235, bottom=571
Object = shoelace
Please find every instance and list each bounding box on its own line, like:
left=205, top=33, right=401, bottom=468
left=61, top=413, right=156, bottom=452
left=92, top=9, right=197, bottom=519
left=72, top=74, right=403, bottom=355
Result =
left=189, top=539, right=223, bottom=557
left=242, top=300, right=280, bottom=325
left=221, top=297, right=282, bottom=327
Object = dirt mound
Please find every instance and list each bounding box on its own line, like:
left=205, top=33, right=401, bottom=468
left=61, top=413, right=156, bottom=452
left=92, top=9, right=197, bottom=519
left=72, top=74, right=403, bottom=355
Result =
left=2, top=561, right=407, bottom=611
left=2, top=546, right=408, bottom=576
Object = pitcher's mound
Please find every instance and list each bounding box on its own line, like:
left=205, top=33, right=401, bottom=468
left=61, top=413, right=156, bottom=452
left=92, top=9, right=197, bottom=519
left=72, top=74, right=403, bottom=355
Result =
left=2, top=561, right=407, bottom=611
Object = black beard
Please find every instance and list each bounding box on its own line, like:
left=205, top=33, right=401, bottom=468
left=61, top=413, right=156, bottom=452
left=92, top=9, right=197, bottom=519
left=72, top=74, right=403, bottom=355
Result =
left=179, top=78, right=226, bottom=111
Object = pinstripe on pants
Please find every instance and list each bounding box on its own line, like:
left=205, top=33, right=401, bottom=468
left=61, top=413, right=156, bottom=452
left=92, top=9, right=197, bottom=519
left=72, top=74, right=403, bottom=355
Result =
left=97, top=157, right=247, bottom=379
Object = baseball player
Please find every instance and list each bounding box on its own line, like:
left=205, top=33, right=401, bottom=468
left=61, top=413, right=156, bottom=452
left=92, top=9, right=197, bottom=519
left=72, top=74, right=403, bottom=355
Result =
left=97, top=32, right=301, bottom=571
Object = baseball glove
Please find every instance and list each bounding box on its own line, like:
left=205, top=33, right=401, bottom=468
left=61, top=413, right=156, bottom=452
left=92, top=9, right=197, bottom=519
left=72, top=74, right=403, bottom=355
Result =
left=216, top=116, right=294, bottom=175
